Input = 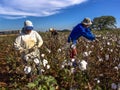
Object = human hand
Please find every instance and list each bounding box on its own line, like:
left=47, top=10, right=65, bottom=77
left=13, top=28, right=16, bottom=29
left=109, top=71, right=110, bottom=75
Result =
left=19, top=48, right=25, bottom=53
left=28, top=45, right=38, bottom=52
left=71, top=44, right=76, bottom=49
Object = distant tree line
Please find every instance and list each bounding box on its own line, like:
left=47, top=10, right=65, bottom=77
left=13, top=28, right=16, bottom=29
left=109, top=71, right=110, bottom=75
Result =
left=0, top=15, right=119, bottom=35
left=91, top=16, right=117, bottom=30
left=0, top=30, right=20, bottom=35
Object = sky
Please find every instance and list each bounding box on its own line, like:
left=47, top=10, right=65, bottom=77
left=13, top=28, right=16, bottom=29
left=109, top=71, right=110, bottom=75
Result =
left=0, top=0, right=120, bottom=31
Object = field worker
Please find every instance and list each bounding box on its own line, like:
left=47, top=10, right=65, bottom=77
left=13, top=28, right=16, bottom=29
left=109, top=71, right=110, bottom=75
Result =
left=14, top=20, right=43, bottom=77
left=67, top=17, right=95, bottom=58
left=49, top=28, right=58, bottom=37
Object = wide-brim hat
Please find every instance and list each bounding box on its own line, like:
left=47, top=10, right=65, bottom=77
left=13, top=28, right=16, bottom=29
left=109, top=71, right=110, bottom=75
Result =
left=49, top=28, right=54, bottom=31
left=82, top=17, right=92, bottom=25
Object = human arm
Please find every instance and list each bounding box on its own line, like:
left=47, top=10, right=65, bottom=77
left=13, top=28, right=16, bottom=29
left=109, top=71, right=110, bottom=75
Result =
left=14, top=35, right=29, bottom=54
left=14, top=36, right=24, bottom=51
left=35, top=32, right=43, bottom=48
left=81, top=28, right=95, bottom=41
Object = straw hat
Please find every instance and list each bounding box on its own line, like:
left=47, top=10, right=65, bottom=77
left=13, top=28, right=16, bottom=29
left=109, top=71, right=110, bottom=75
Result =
left=49, top=28, right=54, bottom=31
left=82, top=17, right=92, bottom=26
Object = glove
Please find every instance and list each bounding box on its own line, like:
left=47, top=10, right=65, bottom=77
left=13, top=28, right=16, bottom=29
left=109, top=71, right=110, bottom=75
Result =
left=71, top=44, right=76, bottom=49
left=19, top=48, right=25, bottom=53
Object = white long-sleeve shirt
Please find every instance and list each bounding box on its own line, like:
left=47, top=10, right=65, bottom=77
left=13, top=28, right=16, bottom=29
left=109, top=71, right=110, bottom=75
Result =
left=14, top=30, right=43, bottom=51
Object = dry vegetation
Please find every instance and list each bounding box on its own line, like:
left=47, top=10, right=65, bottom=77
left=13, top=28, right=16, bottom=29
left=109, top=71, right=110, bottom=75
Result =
left=0, top=30, right=120, bottom=90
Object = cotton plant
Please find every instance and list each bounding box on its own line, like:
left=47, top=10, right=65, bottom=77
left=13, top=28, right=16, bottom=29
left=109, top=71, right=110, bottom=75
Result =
left=105, top=54, right=109, bottom=60
left=113, top=63, right=120, bottom=71
left=96, top=34, right=101, bottom=38
left=97, top=56, right=103, bottom=62
left=86, top=45, right=89, bottom=48
left=46, top=64, right=50, bottom=69
left=61, top=60, right=68, bottom=66
left=42, top=58, right=51, bottom=70
left=82, top=51, right=92, bottom=57
left=118, top=63, right=120, bottom=69
left=61, top=59, right=70, bottom=69
left=107, top=41, right=111, bottom=45
left=43, top=59, right=48, bottom=67
left=41, top=53, right=45, bottom=58
left=118, top=83, right=120, bottom=90
left=111, top=83, right=117, bottom=90
left=83, top=52, right=89, bottom=57
left=99, top=73, right=104, bottom=77
left=60, top=59, right=77, bottom=69
left=33, top=58, right=40, bottom=65
left=70, top=67, right=75, bottom=74
left=100, top=47, right=103, bottom=51
left=67, top=60, right=73, bottom=67
left=57, top=48, right=62, bottom=52
left=107, top=48, right=113, bottom=52
left=46, top=48, right=51, bottom=53
left=114, top=66, right=119, bottom=71
left=78, top=60, right=88, bottom=71
left=94, top=78, right=100, bottom=84
left=117, top=40, right=120, bottom=45
left=41, top=69, right=45, bottom=73
left=24, top=66, right=32, bottom=74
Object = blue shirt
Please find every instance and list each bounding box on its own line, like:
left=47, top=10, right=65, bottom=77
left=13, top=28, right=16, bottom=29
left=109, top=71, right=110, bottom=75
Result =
left=68, top=23, right=95, bottom=44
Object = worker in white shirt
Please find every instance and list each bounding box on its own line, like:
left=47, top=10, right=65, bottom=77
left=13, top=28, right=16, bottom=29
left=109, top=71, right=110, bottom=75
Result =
left=14, top=20, right=43, bottom=79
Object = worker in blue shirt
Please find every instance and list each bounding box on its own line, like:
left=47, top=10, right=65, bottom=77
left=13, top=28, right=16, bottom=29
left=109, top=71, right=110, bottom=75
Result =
left=67, top=17, right=95, bottom=58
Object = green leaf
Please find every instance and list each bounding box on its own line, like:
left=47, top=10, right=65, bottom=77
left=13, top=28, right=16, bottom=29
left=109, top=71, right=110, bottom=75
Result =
left=27, top=82, right=36, bottom=88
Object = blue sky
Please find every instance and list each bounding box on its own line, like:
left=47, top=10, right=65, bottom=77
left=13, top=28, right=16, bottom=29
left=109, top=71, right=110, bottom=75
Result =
left=0, top=0, right=120, bottom=31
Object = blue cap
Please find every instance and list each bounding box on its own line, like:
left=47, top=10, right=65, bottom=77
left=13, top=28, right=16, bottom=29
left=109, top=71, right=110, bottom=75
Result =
left=25, top=26, right=33, bottom=30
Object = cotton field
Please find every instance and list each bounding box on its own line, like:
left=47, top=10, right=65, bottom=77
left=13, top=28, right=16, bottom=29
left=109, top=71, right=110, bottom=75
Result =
left=0, top=30, right=120, bottom=90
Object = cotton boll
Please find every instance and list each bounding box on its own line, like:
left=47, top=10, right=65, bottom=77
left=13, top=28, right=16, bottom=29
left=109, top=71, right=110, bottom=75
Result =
left=57, top=48, right=62, bottom=52
left=88, top=51, right=92, bottom=55
left=71, top=68, right=75, bottom=74
left=62, top=60, right=67, bottom=66
left=98, top=58, right=103, bottom=62
left=83, top=52, right=89, bottom=57
left=68, top=61, right=72, bottom=66
left=118, top=63, right=120, bottom=69
left=71, top=58, right=75, bottom=62
left=110, top=49, right=113, bottom=52
left=61, top=65, right=65, bottom=68
left=24, top=66, right=31, bottom=74
left=100, top=47, right=103, bottom=51
left=114, top=66, right=118, bottom=71
left=23, top=56, right=29, bottom=61
left=41, top=69, right=45, bottom=72
left=86, top=45, right=89, bottom=48
left=97, top=80, right=100, bottom=84
left=34, top=58, right=40, bottom=65
left=91, top=45, right=94, bottom=48
left=94, top=78, right=100, bottom=84
left=46, top=48, right=51, bottom=53
left=99, top=73, right=104, bottom=77
left=43, top=59, right=48, bottom=67
left=79, top=60, right=88, bottom=71
left=118, top=83, right=120, bottom=90
left=105, top=54, right=109, bottom=60
left=41, top=54, right=45, bottom=58
left=117, top=40, right=120, bottom=45
left=107, top=42, right=110, bottom=45
left=46, top=65, right=50, bottom=69
left=111, top=83, right=117, bottom=90
left=96, top=35, right=101, bottom=38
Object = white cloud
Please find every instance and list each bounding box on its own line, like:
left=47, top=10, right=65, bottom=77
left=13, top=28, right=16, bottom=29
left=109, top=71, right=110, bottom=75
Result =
left=0, top=0, right=87, bottom=19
